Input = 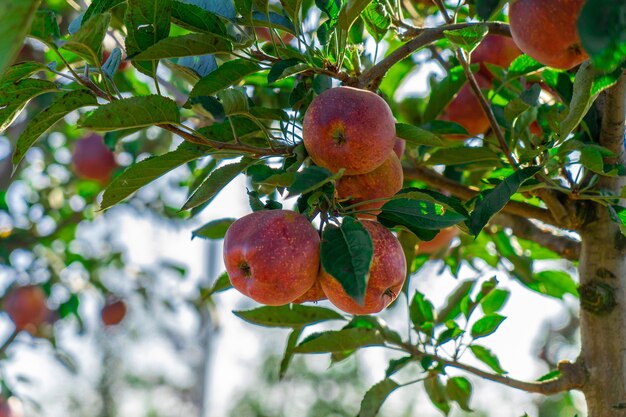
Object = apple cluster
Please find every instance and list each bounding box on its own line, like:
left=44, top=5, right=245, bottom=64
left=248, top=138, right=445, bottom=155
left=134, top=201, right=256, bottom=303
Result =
left=223, top=87, right=409, bottom=315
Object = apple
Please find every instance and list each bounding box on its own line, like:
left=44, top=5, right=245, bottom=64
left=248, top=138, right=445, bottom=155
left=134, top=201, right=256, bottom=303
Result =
left=101, top=299, right=127, bottom=326
left=223, top=210, right=321, bottom=306
left=471, top=35, right=521, bottom=79
left=320, top=221, right=406, bottom=315
left=72, top=134, right=117, bottom=183
left=336, top=152, right=403, bottom=218
left=255, top=27, right=295, bottom=44
left=303, top=87, right=397, bottom=175
left=3, top=285, right=49, bottom=332
left=393, top=138, right=406, bottom=159
left=529, top=120, right=543, bottom=137
left=0, top=399, right=10, bottom=417
left=293, top=278, right=326, bottom=303
left=102, top=49, right=130, bottom=71
left=439, top=74, right=491, bottom=138
left=0, top=397, right=21, bottom=417
left=416, top=227, right=459, bottom=255
left=509, top=0, right=588, bottom=70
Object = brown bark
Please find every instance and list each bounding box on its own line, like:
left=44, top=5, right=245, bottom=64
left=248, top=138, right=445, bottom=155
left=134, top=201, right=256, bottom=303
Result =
left=579, top=73, right=626, bottom=416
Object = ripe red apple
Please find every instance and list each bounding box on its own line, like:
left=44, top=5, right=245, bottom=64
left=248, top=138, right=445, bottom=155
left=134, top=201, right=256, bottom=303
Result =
left=393, top=138, right=406, bottom=159
left=320, top=221, right=406, bottom=315
left=416, top=227, right=459, bottom=255
left=72, top=134, right=117, bottom=183
left=293, top=278, right=326, bottom=303
left=439, top=75, right=491, bottom=138
left=336, top=152, right=403, bottom=218
left=3, top=285, right=49, bottom=332
left=0, top=397, right=21, bottom=417
left=255, top=27, right=295, bottom=44
left=509, top=0, right=588, bottom=70
left=303, top=87, right=396, bottom=175
left=471, top=35, right=521, bottom=79
left=223, top=210, right=321, bottom=306
left=0, top=398, right=11, bottom=417
left=101, top=299, right=127, bottom=326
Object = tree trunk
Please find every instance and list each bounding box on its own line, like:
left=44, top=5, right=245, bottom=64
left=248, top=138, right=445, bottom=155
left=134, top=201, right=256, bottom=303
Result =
left=579, top=74, right=626, bottom=417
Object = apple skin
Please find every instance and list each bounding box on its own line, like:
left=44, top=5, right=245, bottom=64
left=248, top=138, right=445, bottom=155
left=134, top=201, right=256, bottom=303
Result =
left=3, top=285, right=49, bottom=332
left=293, top=278, right=326, bottom=303
left=223, top=210, right=321, bottom=306
left=416, top=227, right=459, bottom=255
left=509, top=0, right=588, bottom=70
left=320, top=221, right=406, bottom=315
left=0, top=399, right=10, bottom=417
left=471, top=35, right=521, bottom=79
left=393, top=138, right=406, bottom=159
left=336, top=152, right=403, bottom=218
left=529, top=121, right=543, bottom=137
left=101, top=300, right=127, bottom=326
left=72, top=134, right=117, bottom=183
left=255, top=27, right=295, bottom=44
left=303, top=87, right=397, bottom=175
left=439, top=75, right=491, bottom=138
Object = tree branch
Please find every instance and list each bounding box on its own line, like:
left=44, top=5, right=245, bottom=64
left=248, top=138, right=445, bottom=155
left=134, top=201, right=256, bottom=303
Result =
left=493, top=212, right=581, bottom=261
left=403, top=165, right=559, bottom=227
left=357, top=22, right=511, bottom=88
left=598, top=73, right=626, bottom=165
left=0, top=329, right=19, bottom=356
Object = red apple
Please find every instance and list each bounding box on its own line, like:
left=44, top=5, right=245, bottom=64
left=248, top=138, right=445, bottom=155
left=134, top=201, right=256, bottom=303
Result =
left=72, top=134, right=117, bottom=183
left=223, top=210, right=321, bottom=306
left=471, top=35, right=521, bottom=79
left=3, top=285, right=49, bottom=332
left=529, top=120, right=543, bottom=137
left=439, top=74, right=491, bottom=138
left=101, top=299, right=127, bottom=326
left=255, top=27, right=295, bottom=44
left=393, top=138, right=406, bottom=159
left=320, top=221, right=406, bottom=315
left=102, top=49, right=129, bottom=71
left=303, top=87, right=397, bottom=175
left=293, top=278, right=326, bottom=303
left=336, top=152, right=403, bottom=218
left=509, top=0, right=588, bottom=70
left=416, top=227, right=459, bottom=255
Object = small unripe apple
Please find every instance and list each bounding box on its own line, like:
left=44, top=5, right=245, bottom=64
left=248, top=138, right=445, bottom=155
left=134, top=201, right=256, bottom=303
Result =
left=416, top=227, right=459, bottom=255
left=320, top=221, right=406, bottom=315
left=509, top=0, right=588, bottom=70
left=3, top=285, right=49, bottom=332
left=336, top=152, right=403, bottom=218
left=101, top=299, right=127, bottom=326
left=470, top=35, right=521, bottom=79
left=223, top=210, right=321, bottom=306
left=393, top=138, right=406, bottom=159
left=439, top=75, right=491, bottom=138
left=72, top=134, right=117, bottom=183
left=293, top=278, right=326, bottom=303
left=303, top=87, right=396, bottom=175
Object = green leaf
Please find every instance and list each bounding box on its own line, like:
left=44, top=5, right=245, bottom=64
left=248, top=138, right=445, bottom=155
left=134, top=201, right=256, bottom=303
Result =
left=410, top=291, right=434, bottom=330
left=528, top=270, right=578, bottom=299
left=320, top=217, right=374, bottom=304
left=424, top=375, right=450, bottom=414
left=337, top=0, right=371, bottom=32
left=79, top=95, right=180, bottom=131
left=182, top=158, right=255, bottom=210
left=216, top=88, right=250, bottom=115
left=316, top=0, right=342, bottom=21
left=187, top=60, right=260, bottom=102
left=469, top=344, right=506, bottom=374
left=385, top=356, right=413, bottom=378
left=480, top=289, right=509, bottom=314
left=28, top=9, right=61, bottom=46
left=279, top=327, right=303, bottom=379
left=507, top=54, right=544, bottom=78
left=0, top=78, right=58, bottom=133
left=444, top=25, right=488, bottom=53
left=83, top=0, right=125, bottom=23
left=378, top=199, right=466, bottom=241
left=191, top=218, right=235, bottom=239
left=0, top=0, right=41, bottom=74
left=61, top=12, right=111, bottom=64
left=171, top=1, right=227, bottom=35
left=577, top=0, right=626, bottom=72
left=357, top=379, right=400, bottom=417
left=467, top=166, right=541, bottom=236
left=362, top=1, right=390, bottom=43
left=125, top=0, right=173, bottom=75
left=132, top=33, right=232, bottom=60
left=12, top=90, right=97, bottom=168
left=423, top=65, right=468, bottom=122
left=234, top=304, right=344, bottom=328
left=395, top=123, right=448, bottom=147
left=293, top=327, right=385, bottom=353
left=0, top=61, right=47, bottom=87
left=436, top=280, right=475, bottom=324
left=446, top=377, right=472, bottom=411
left=288, top=166, right=342, bottom=196
left=207, top=271, right=232, bottom=295
left=426, top=146, right=501, bottom=165
left=268, top=58, right=307, bottom=84
left=100, top=142, right=208, bottom=210
left=470, top=313, right=506, bottom=339
left=420, top=120, right=469, bottom=137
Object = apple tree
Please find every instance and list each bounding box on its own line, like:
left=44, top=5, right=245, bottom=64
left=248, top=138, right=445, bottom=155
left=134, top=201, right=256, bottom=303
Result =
left=0, top=0, right=625, bottom=415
